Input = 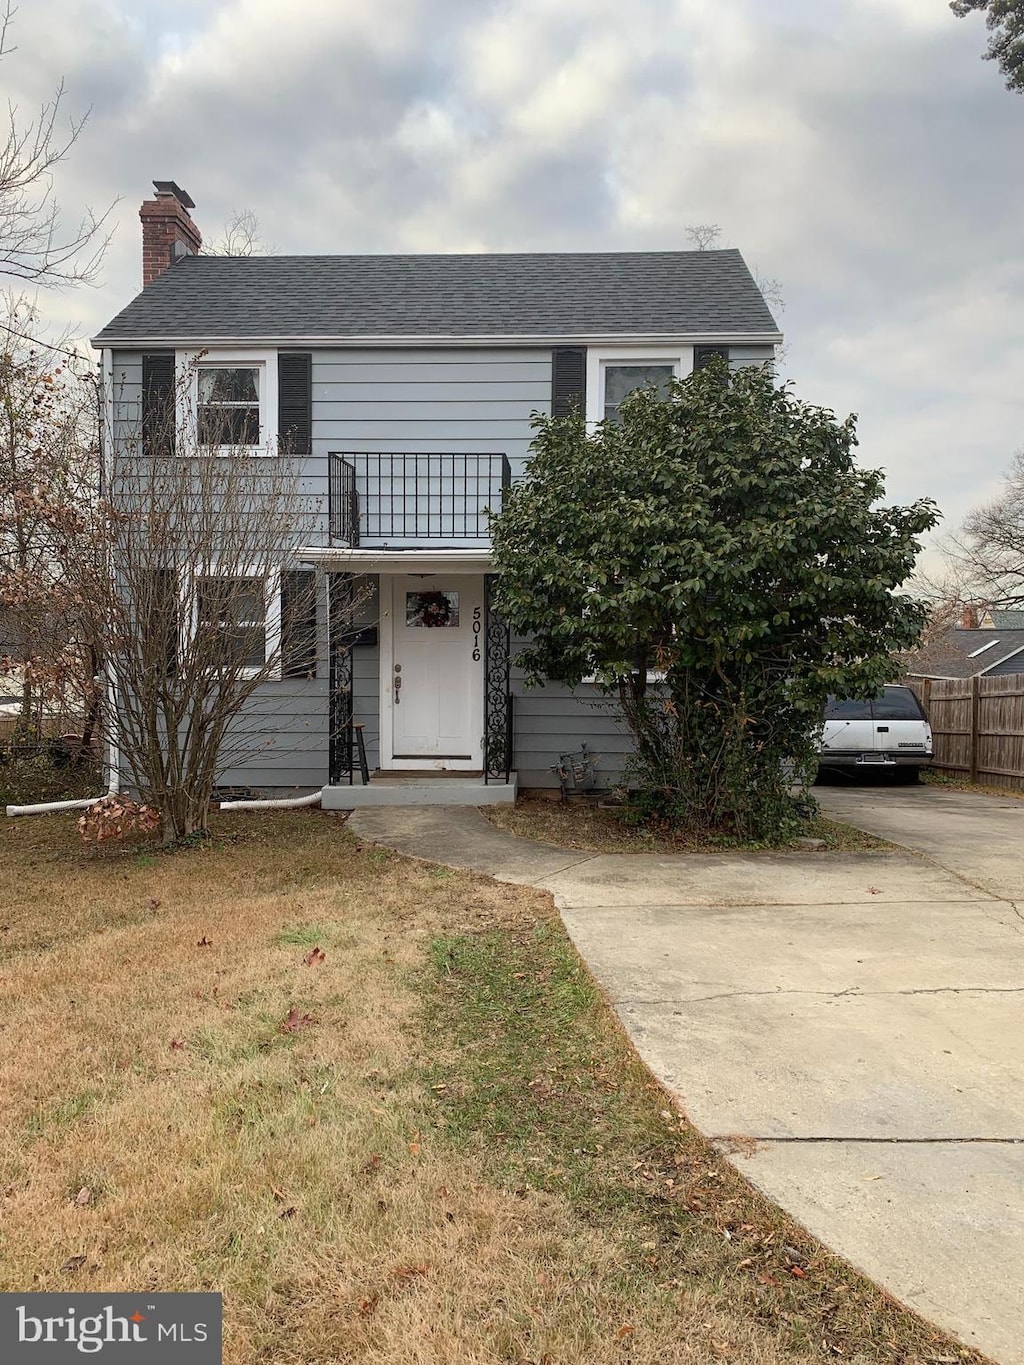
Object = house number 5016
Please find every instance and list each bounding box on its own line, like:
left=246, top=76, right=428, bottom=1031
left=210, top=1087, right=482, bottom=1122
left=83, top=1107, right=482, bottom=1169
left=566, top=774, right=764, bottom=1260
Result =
left=472, top=606, right=482, bottom=661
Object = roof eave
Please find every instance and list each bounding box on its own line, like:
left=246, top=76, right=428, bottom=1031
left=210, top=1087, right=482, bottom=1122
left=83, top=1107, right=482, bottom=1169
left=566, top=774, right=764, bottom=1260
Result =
left=92, top=328, right=784, bottom=350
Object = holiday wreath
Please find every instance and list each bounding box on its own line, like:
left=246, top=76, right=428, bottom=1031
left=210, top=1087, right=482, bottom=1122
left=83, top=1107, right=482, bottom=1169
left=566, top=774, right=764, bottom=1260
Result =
left=407, top=590, right=457, bottom=627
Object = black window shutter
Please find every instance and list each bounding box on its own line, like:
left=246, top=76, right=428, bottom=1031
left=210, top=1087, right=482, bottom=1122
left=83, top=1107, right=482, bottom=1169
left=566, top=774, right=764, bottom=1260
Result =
left=146, top=568, right=178, bottom=676
left=281, top=569, right=318, bottom=679
left=693, top=345, right=730, bottom=371
left=278, top=352, right=312, bottom=455
left=142, top=352, right=175, bottom=456
left=551, top=347, right=586, bottom=418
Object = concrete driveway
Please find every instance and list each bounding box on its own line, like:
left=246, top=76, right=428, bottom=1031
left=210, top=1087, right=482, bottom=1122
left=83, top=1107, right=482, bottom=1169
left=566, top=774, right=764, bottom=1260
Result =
left=351, top=791, right=1024, bottom=1364
left=816, top=780, right=1024, bottom=903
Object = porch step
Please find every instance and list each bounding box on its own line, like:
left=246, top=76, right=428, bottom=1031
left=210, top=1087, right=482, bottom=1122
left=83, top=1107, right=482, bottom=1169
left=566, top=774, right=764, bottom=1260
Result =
left=321, top=773, right=517, bottom=809
left=369, top=769, right=483, bottom=782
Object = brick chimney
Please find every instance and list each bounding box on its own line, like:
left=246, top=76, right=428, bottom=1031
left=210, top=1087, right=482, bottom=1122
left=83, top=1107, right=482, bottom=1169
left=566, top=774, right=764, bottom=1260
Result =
left=961, top=604, right=978, bottom=630
left=139, top=181, right=202, bottom=288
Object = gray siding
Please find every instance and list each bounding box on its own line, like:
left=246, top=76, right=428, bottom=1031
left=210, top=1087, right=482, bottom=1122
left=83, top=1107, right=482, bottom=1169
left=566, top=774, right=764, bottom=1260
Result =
left=728, top=344, right=776, bottom=370
left=510, top=633, right=632, bottom=790
left=512, top=678, right=633, bottom=790
left=311, top=347, right=552, bottom=548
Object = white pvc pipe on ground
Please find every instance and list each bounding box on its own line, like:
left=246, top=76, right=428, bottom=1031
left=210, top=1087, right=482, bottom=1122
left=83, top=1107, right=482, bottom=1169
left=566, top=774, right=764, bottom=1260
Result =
left=218, top=791, right=323, bottom=812
left=6, top=713, right=121, bottom=819
left=6, top=793, right=111, bottom=817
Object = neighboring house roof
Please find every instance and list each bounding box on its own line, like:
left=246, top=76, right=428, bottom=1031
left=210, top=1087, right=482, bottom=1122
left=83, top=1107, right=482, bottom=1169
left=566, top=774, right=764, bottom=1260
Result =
left=987, top=609, right=1024, bottom=629
left=905, top=627, right=1024, bottom=678
left=92, top=249, right=782, bottom=346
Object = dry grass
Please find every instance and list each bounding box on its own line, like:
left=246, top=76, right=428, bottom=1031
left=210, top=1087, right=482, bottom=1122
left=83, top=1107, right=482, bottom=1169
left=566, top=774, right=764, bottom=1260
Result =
left=0, top=811, right=983, bottom=1364
left=484, top=797, right=895, bottom=854
left=922, top=769, right=1024, bottom=801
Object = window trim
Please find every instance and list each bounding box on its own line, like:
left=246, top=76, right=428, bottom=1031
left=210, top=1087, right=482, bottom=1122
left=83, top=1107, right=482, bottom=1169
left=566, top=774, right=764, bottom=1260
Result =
left=185, top=565, right=282, bottom=680
left=585, top=346, right=694, bottom=429
left=177, top=348, right=279, bottom=456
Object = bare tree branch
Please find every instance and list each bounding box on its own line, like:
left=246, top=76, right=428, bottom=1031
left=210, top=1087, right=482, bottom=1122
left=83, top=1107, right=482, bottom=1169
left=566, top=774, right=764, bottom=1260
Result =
left=75, top=369, right=370, bottom=843
left=685, top=223, right=721, bottom=252
left=0, top=1, right=116, bottom=288
left=204, top=209, right=273, bottom=257
left=946, top=450, right=1024, bottom=607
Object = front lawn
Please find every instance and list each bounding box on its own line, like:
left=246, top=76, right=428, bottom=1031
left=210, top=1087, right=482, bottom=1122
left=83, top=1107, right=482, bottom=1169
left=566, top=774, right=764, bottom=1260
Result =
left=0, top=811, right=979, bottom=1363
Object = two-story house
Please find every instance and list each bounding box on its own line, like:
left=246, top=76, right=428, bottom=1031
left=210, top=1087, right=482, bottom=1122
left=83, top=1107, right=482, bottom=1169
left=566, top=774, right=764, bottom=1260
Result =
left=92, top=182, right=781, bottom=807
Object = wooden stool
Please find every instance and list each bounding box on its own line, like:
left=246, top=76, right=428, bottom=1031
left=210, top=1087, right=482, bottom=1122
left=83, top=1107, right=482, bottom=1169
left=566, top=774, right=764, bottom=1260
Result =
left=352, top=724, right=370, bottom=785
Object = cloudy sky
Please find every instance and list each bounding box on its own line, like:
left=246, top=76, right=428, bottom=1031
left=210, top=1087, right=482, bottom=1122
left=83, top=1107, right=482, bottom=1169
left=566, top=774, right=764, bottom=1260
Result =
left=7, top=0, right=1023, bottom=572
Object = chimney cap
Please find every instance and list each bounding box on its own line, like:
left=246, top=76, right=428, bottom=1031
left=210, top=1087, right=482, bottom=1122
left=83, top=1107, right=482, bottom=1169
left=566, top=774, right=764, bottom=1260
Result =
left=152, top=180, right=195, bottom=210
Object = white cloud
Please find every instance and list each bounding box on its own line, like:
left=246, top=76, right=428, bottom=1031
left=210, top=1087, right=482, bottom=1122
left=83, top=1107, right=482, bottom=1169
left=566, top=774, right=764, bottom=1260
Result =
left=1, top=0, right=1019, bottom=587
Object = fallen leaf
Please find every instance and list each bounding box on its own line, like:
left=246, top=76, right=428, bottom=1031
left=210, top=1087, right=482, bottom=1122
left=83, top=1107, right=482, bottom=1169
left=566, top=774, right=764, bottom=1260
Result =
left=278, top=1008, right=316, bottom=1034
left=736, top=1257, right=754, bottom=1270
left=197, top=936, right=213, bottom=947
left=357, top=1294, right=379, bottom=1317
left=271, top=1186, right=286, bottom=1202
left=392, top=1263, right=430, bottom=1281
left=303, top=946, right=325, bottom=967
left=278, top=1206, right=297, bottom=1219
left=867, top=886, right=881, bottom=895
left=60, top=1255, right=86, bottom=1274
left=169, top=1038, right=185, bottom=1051
left=147, top=898, right=161, bottom=911
left=615, top=1324, right=635, bottom=1341
left=74, top=1187, right=91, bottom=1206
left=408, top=1141, right=422, bottom=1157
left=790, top=1265, right=807, bottom=1279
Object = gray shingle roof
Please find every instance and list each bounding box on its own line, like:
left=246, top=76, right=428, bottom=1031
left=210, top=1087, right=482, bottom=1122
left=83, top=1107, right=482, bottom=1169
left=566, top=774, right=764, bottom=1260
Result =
left=905, top=628, right=1024, bottom=678
left=93, top=249, right=780, bottom=344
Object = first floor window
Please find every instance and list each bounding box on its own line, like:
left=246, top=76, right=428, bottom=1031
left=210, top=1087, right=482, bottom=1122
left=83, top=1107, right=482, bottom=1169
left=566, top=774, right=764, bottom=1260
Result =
left=197, top=366, right=261, bottom=447
left=197, top=575, right=268, bottom=668
left=602, top=363, right=675, bottom=424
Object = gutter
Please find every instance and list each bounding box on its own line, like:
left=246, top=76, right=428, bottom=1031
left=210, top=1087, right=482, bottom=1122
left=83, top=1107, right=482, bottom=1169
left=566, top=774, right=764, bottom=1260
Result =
left=90, top=330, right=785, bottom=350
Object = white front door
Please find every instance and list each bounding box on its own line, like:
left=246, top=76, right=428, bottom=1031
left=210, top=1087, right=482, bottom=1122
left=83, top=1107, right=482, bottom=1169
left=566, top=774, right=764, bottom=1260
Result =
left=383, top=575, right=484, bottom=770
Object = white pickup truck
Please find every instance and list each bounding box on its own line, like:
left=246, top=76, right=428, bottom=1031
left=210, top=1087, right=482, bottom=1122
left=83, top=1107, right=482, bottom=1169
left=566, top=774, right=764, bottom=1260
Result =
left=817, top=684, right=933, bottom=782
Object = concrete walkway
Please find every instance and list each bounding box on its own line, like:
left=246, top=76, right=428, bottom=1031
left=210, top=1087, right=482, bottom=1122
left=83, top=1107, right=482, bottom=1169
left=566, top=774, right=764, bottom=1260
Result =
left=349, top=799, right=1024, bottom=1365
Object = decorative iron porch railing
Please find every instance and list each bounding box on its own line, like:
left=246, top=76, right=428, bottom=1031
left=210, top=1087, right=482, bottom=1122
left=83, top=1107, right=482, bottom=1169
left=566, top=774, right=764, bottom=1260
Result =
left=328, top=451, right=511, bottom=545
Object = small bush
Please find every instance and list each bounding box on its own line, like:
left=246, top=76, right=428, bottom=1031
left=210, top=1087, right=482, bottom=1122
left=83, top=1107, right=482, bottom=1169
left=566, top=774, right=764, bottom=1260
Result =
left=0, top=747, right=103, bottom=807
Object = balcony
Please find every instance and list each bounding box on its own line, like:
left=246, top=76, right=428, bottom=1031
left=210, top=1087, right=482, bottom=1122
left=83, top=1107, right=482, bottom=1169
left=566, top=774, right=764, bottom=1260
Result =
left=329, top=452, right=511, bottom=547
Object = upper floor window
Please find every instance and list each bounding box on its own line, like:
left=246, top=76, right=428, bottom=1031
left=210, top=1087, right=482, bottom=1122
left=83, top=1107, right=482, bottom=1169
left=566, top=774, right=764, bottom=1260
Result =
left=197, top=367, right=261, bottom=446
left=602, top=364, right=675, bottom=424
left=586, top=347, right=692, bottom=429
left=178, top=349, right=278, bottom=455
left=585, top=346, right=735, bottom=429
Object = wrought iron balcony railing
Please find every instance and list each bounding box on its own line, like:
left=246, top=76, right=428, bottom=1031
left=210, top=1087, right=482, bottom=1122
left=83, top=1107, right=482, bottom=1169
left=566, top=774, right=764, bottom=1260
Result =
left=329, top=451, right=511, bottom=546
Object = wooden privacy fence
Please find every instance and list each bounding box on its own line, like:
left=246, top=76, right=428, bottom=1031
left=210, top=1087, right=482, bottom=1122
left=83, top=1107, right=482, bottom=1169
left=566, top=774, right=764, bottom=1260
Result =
left=914, top=675, right=1024, bottom=789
